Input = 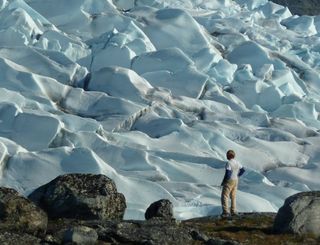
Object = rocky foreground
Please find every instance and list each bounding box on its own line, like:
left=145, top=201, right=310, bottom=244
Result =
left=0, top=174, right=319, bottom=245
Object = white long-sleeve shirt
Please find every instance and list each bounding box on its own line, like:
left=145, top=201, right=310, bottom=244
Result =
left=225, top=159, right=243, bottom=180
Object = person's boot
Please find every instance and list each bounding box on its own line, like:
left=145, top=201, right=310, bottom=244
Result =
left=231, top=212, right=238, bottom=217
left=221, top=212, right=230, bottom=218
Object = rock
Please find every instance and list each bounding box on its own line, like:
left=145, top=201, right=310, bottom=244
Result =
left=273, top=191, right=320, bottom=237
left=205, top=238, right=240, bottom=245
left=98, top=219, right=193, bottom=244
left=28, top=174, right=126, bottom=220
left=145, top=199, right=174, bottom=221
left=0, top=232, right=41, bottom=245
left=190, top=230, right=208, bottom=242
left=63, top=226, right=98, bottom=244
left=0, top=187, right=47, bottom=236
left=43, top=234, right=61, bottom=244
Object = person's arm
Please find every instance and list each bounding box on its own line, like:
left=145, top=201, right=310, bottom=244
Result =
left=225, top=169, right=232, bottom=179
left=221, top=163, right=232, bottom=186
left=238, top=167, right=245, bottom=177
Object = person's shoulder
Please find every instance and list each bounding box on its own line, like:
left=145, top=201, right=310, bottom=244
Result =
left=234, top=159, right=242, bottom=167
left=230, top=159, right=241, bottom=166
left=229, top=159, right=237, bottom=164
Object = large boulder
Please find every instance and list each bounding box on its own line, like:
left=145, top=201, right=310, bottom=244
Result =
left=273, top=191, right=320, bottom=237
left=28, top=174, right=126, bottom=220
left=0, top=187, right=47, bottom=236
left=145, top=199, right=174, bottom=221
left=98, top=219, right=193, bottom=244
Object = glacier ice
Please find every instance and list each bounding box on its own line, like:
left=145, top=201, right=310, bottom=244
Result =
left=0, top=0, right=320, bottom=220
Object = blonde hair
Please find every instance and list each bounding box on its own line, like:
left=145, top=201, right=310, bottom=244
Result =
left=226, top=150, right=235, bottom=160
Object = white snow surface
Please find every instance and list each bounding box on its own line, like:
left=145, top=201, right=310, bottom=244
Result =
left=0, top=0, right=320, bottom=220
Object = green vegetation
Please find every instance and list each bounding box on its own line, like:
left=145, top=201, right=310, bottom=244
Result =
left=182, top=213, right=320, bottom=245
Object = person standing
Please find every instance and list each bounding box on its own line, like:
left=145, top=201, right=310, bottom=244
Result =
left=221, top=150, right=245, bottom=217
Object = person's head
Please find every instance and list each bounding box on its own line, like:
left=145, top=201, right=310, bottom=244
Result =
left=226, top=150, right=235, bottom=160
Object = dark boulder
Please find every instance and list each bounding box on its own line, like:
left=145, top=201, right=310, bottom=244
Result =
left=0, top=232, right=41, bottom=245
left=205, top=238, right=240, bottom=245
left=274, top=191, right=320, bottom=237
left=98, top=219, right=193, bottom=244
left=145, top=199, right=174, bottom=220
left=0, top=187, right=47, bottom=236
left=28, top=174, right=126, bottom=220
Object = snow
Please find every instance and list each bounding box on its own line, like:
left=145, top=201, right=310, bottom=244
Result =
left=89, top=67, right=152, bottom=103
left=12, top=112, right=61, bottom=151
left=281, top=15, right=317, bottom=37
left=132, top=47, right=209, bottom=98
left=0, top=0, right=320, bottom=220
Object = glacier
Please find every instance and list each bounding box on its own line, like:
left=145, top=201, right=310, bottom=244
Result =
left=0, top=0, right=320, bottom=220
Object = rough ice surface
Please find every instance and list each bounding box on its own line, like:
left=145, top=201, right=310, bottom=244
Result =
left=0, top=0, right=320, bottom=220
